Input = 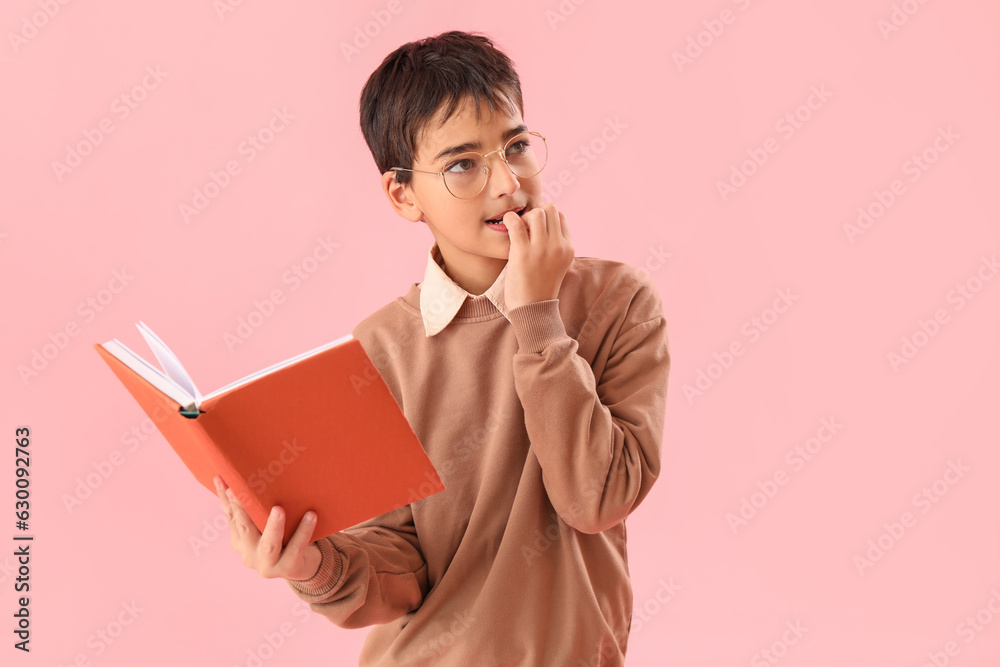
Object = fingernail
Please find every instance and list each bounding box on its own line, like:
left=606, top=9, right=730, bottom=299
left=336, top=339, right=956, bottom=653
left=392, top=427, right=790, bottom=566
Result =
left=304, top=512, right=315, bottom=523
left=270, top=507, right=280, bottom=520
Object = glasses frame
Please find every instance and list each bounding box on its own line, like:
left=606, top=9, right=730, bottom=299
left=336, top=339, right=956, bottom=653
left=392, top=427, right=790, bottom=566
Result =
left=389, top=130, right=547, bottom=200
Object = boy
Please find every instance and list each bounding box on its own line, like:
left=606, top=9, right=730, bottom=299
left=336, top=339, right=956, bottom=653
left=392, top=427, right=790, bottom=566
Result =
left=214, top=31, right=670, bottom=666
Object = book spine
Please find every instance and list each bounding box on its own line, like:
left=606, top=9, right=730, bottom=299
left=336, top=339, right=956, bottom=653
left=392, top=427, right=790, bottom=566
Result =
left=95, top=343, right=266, bottom=529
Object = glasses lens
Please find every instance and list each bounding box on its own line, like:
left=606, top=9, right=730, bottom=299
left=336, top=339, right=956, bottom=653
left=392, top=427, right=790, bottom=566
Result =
left=505, top=132, right=547, bottom=179
left=438, top=133, right=547, bottom=199
left=442, top=154, right=487, bottom=199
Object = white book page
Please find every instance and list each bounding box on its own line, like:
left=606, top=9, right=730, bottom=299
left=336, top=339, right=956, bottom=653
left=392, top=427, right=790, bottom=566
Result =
left=205, top=332, right=355, bottom=400
left=136, top=321, right=203, bottom=405
left=101, top=339, right=198, bottom=411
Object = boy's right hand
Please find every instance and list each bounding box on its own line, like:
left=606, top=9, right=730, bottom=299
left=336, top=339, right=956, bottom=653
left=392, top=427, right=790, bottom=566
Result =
left=214, top=476, right=323, bottom=582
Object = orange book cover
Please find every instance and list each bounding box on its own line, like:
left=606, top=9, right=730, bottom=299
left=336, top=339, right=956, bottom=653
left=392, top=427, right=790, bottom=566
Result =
left=94, top=331, right=444, bottom=545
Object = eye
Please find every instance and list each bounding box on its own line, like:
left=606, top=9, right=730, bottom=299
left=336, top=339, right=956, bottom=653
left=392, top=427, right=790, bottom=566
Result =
left=506, top=140, right=530, bottom=155
left=445, top=157, right=479, bottom=173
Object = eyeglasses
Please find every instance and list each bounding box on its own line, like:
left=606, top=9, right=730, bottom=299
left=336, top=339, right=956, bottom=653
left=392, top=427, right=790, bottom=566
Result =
left=390, top=130, right=548, bottom=199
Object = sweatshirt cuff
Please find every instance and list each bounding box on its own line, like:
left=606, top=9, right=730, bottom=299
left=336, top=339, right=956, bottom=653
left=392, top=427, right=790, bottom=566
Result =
left=508, top=299, right=567, bottom=353
left=286, top=537, right=343, bottom=597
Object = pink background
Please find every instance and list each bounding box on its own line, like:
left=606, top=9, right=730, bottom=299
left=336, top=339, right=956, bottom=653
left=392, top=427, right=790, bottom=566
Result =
left=3, top=0, right=999, bottom=665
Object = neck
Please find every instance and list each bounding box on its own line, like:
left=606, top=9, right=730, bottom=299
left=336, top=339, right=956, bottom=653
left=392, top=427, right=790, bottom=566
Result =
left=440, top=256, right=506, bottom=296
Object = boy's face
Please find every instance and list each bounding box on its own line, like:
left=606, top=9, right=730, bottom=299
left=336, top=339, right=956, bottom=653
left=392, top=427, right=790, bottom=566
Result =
left=384, top=96, right=543, bottom=288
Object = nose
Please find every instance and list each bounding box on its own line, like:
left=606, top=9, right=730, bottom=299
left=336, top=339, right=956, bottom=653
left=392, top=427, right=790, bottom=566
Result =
left=484, top=152, right=520, bottom=198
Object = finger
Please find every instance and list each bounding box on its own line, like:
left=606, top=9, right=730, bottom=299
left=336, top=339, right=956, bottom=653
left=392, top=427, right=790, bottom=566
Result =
left=218, top=479, right=245, bottom=546
left=216, top=477, right=241, bottom=543
left=279, top=510, right=318, bottom=571
left=257, top=506, right=287, bottom=571
left=521, top=206, right=540, bottom=241
left=519, top=207, right=546, bottom=246
left=214, top=476, right=233, bottom=519
left=558, top=211, right=571, bottom=241
left=212, top=476, right=232, bottom=516
left=503, top=210, right=529, bottom=249
left=542, top=204, right=564, bottom=249
left=542, top=204, right=560, bottom=247
left=226, top=488, right=260, bottom=541
left=538, top=203, right=562, bottom=251
left=215, top=477, right=240, bottom=546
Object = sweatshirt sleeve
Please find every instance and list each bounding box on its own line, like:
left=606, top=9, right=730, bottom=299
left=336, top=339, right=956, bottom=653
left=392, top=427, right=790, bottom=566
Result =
left=285, top=503, right=429, bottom=629
left=507, top=266, right=670, bottom=534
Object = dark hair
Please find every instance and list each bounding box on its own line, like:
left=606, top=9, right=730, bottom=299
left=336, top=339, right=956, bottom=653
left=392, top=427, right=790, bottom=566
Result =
left=359, top=30, right=524, bottom=185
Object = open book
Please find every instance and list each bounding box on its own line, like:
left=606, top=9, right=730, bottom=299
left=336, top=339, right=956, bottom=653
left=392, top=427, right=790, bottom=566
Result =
left=95, top=322, right=444, bottom=545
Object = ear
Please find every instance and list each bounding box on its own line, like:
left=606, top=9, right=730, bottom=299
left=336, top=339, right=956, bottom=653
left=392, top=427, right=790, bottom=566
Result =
left=382, top=171, right=424, bottom=223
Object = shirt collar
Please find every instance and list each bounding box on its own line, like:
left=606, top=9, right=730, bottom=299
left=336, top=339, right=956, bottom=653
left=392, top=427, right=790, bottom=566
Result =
left=419, top=242, right=510, bottom=337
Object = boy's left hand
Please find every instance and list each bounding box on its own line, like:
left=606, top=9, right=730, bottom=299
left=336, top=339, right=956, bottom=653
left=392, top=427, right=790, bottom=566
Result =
left=503, top=203, right=575, bottom=311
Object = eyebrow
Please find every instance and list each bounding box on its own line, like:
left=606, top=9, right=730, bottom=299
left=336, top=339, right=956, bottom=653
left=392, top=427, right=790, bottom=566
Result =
left=432, top=124, right=529, bottom=164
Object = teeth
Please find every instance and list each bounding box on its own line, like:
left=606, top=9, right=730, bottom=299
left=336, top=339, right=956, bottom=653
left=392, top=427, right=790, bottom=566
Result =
left=486, top=208, right=523, bottom=223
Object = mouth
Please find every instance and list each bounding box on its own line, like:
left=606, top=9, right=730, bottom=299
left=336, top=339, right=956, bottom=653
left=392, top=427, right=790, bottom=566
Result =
left=485, top=206, right=526, bottom=225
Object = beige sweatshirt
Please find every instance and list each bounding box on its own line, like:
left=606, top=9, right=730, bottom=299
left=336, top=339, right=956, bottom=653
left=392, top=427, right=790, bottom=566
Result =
left=287, top=246, right=670, bottom=666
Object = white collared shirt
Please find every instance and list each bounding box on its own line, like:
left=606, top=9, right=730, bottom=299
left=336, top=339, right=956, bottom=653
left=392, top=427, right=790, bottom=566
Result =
left=418, top=242, right=511, bottom=337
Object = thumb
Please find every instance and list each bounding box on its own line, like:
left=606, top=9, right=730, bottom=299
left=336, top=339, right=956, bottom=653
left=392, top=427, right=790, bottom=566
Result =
left=504, top=211, right=528, bottom=247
